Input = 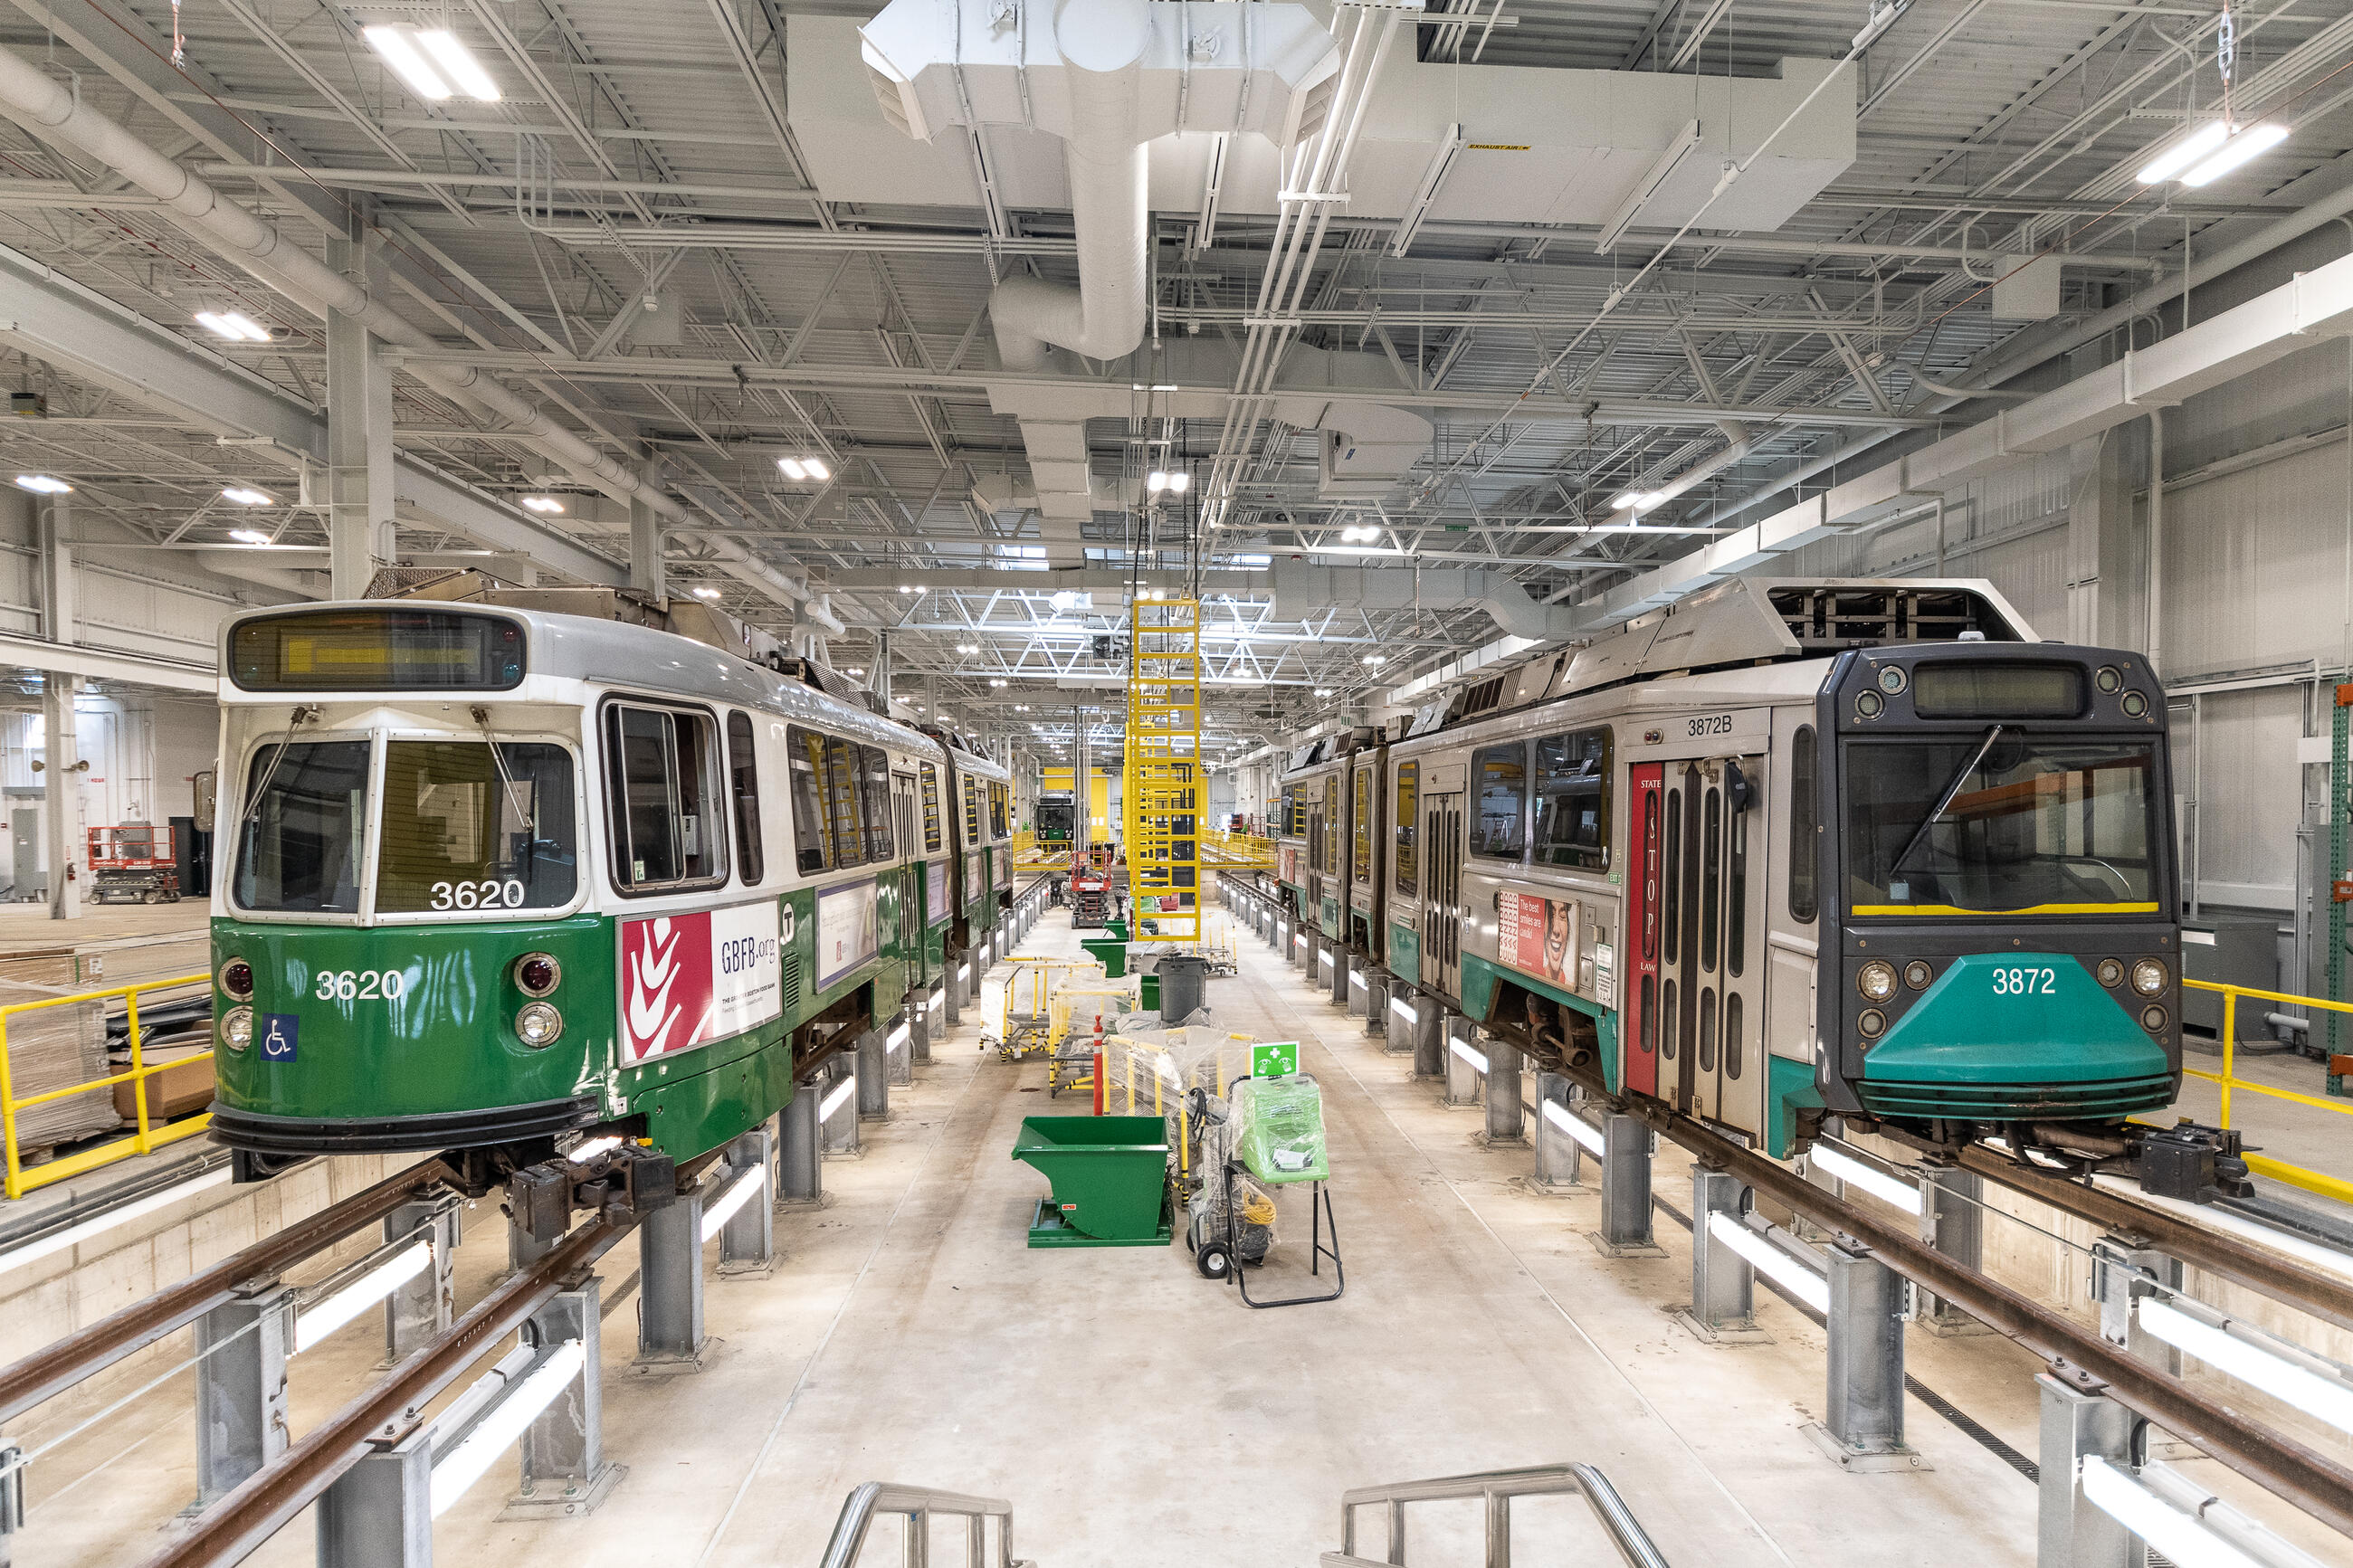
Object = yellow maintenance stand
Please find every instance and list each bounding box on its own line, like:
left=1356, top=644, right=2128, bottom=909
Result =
left=1125, top=594, right=1202, bottom=945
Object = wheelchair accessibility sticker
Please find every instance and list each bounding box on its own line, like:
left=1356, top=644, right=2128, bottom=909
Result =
left=259, top=1013, right=300, bottom=1062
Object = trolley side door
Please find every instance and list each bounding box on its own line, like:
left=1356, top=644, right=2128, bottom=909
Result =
left=1624, top=762, right=1664, bottom=1098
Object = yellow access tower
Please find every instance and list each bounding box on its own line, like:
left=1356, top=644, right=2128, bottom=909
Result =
left=1125, top=594, right=1201, bottom=943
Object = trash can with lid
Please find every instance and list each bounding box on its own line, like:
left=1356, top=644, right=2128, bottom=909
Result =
left=1157, top=954, right=1210, bottom=1022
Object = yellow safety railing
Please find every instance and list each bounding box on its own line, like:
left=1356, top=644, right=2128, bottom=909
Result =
left=1201, top=829, right=1276, bottom=870
left=0, top=973, right=213, bottom=1200
left=2179, top=978, right=2353, bottom=1206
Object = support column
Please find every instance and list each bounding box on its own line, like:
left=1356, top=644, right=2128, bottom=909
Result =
left=943, top=959, right=962, bottom=1028
left=37, top=490, right=70, bottom=647
left=1593, top=1111, right=1659, bottom=1254
left=1813, top=1243, right=1920, bottom=1470
left=778, top=1082, right=823, bottom=1206
left=887, top=1011, right=913, bottom=1086
left=316, top=1427, right=431, bottom=1568
left=192, top=1286, right=291, bottom=1506
left=325, top=229, right=396, bottom=600
left=1442, top=1014, right=1481, bottom=1107
left=1688, top=1168, right=1755, bottom=1336
left=1482, top=1035, right=1526, bottom=1145
left=1, top=1436, right=22, bottom=1568
left=2093, top=1236, right=2185, bottom=1375
left=382, top=1199, right=458, bottom=1362
left=717, top=1126, right=775, bottom=1278
left=2037, top=1374, right=2141, bottom=1568
left=1918, top=1166, right=1987, bottom=1333
left=1367, top=973, right=1396, bottom=1046
left=1345, top=952, right=1367, bottom=1013
left=1411, top=993, right=1443, bottom=1078
left=1531, top=1072, right=1579, bottom=1190
left=627, top=454, right=666, bottom=599
left=634, top=1187, right=707, bottom=1373
left=856, top=1027, right=889, bottom=1120
left=514, top=1279, right=621, bottom=1515
left=909, top=996, right=932, bottom=1064
left=1328, top=940, right=1350, bottom=1005
left=820, top=1054, right=860, bottom=1155
left=41, top=671, right=79, bottom=921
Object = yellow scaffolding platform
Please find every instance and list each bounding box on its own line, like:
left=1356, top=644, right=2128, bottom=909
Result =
left=1126, top=594, right=1202, bottom=943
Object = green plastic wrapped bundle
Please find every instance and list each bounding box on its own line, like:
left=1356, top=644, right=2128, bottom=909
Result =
left=1233, top=1074, right=1329, bottom=1185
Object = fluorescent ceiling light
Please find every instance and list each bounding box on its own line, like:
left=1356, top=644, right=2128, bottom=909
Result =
left=1597, top=119, right=1702, bottom=252
left=1707, top=1210, right=1830, bottom=1313
left=1147, top=470, right=1168, bottom=492
left=2137, top=120, right=2231, bottom=185
left=363, top=26, right=452, bottom=100
left=2181, top=122, right=2289, bottom=186
left=777, top=457, right=807, bottom=480
left=221, top=486, right=272, bottom=506
left=195, top=310, right=271, bottom=343
left=1612, top=490, right=1666, bottom=513
left=1167, top=471, right=1190, bottom=493
left=804, top=457, right=830, bottom=482
left=1811, top=1143, right=1922, bottom=1213
left=692, top=586, right=721, bottom=600
left=228, top=527, right=272, bottom=546
left=2137, top=1297, right=2353, bottom=1432
left=1392, top=122, right=1467, bottom=258
left=415, top=30, right=500, bottom=100
left=519, top=495, right=565, bottom=514
left=14, top=475, right=70, bottom=494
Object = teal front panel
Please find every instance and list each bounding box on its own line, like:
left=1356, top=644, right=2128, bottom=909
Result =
left=1388, top=923, right=1420, bottom=988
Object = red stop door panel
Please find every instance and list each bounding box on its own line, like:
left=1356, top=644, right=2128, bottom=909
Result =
left=1624, top=763, right=1664, bottom=1098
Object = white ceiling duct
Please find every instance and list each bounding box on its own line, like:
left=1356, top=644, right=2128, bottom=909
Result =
left=860, top=0, right=1340, bottom=370
left=1271, top=561, right=1580, bottom=641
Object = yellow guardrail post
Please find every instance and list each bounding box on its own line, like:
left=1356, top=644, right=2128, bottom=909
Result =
left=2220, top=985, right=2236, bottom=1133
left=0, top=973, right=213, bottom=1201
left=2178, top=977, right=2353, bottom=1206
left=0, top=1008, right=19, bottom=1202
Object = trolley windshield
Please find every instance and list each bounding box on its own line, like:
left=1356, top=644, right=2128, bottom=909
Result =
left=233, top=735, right=578, bottom=917
left=1842, top=736, right=2159, bottom=917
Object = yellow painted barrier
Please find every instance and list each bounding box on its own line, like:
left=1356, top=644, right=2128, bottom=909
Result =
left=2179, top=978, right=2353, bottom=1206
left=0, top=972, right=213, bottom=1200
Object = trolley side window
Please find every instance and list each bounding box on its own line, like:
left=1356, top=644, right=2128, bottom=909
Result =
left=1532, top=727, right=1611, bottom=870
left=232, top=738, right=370, bottom=914
left=825, top=736, right=866, bottom=869
left=990, top=783, right=1008, bottom=840
left=1352, top=767, right=1374, bottom=883
left=1322, top=777, right=1340, bottom=876
left=1787, top=726, right=1818, bottom=923
left=964, top=774, right=980, bottom=845
left=786, top=727, right=828, bottom=874
left=1472, top=742, right=1527, bottom=861
left=378, top=739, right=576, bottom=913
left=604, top=703, right=726, bottom=892
left=728, top=712, right=764, bottom=887
left=860, top=746, right=894, bottom=861
left=1395, top=762, right=1419, bottom=896
left=921, top=763, right=942, bottom=852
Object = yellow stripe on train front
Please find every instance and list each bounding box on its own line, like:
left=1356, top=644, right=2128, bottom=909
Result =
left=1848, top=901, right=2162, bottom=917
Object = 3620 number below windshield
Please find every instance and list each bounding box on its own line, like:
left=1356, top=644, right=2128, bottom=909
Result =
left=1843, top=736, right=2158, bottom=916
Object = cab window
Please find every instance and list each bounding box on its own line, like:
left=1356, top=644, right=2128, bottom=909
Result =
left=1472, top=742, right=1527, bottom=860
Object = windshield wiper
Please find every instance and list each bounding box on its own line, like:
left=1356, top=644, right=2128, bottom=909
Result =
left=471, top=705, right=536, bottom=840
left=243, top=705, right=320, bottom=822
left=1889, top=724, right=2004, bottom=878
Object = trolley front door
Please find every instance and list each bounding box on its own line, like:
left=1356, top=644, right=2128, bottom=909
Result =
left=1624, top=763, right=1664, bottom=1098
left=1657, top=755, right=1765, bottom=1123
left=1423, top=792, right=1464, bottom=996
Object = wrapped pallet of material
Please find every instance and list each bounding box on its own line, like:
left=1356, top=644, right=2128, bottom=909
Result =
left=0, top=949, right=117, bottom=1153
left=1232, top=1073, right=1329, bottom=1185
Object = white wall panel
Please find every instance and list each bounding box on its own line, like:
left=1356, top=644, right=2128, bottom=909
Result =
left=2172, top=684, right=2302, bottom=910
left=2158, top=440, right=2349, bottom=682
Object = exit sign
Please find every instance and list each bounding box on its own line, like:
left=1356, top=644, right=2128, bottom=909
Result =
left=1253, top=1041, right=1299, bottom=1079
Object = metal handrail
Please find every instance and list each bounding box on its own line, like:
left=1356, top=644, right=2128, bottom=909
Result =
left=2177, top=978, right=2353, bottom=1206
left=817, top=1482, right=1023, bottom=1568
left=1328, top=1463, right=1669, bottom=1568
left=0, top=971, right=213, bottom=1200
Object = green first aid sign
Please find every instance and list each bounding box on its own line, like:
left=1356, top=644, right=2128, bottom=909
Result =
left=1253, top=1041, right=1300, bottom=1078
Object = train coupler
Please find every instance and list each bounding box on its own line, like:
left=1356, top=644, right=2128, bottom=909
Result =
left=508, top=1144, right=679, bottom=1243
left=2136, top=1120, right=2255, bottom=1204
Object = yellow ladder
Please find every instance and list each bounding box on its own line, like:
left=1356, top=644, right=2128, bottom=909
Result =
left=1125, top=594, right=1201, bottom=943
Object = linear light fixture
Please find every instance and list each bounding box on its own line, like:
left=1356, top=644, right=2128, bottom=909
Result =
left=1540, top=1097, right=1605, bottom=1155
left=1811, top=1142, right=1923, bottom=1214
left=2181, top=122, right=2289, bottom=187
left=363, top=26, right=453, bottom=100
left=416, top=30, right=500, bottom=100
left=519, top=495, right=565, bottom=514
left=2137, top=120, right=2232, bottom=185
left=1388, top=995, right=1418, bottom=1026
left=1391, top=122, right=1466, bottom=258
left=1597, top=119, right=1703, bottom=252
left=1707, top=1209, right=1830, bottom=1313
left=228, top=527, right=272, bottom=546
left=1448, top=1035, right=1489, bottom=1075
left=888, top=1022, right=912, bottom=1050
left=691, top=586, right=721, bottom=601
left=2077, top=1457, right=2266, bottom=1568
left=818, top=1078, right=857, bottom=1120
left=2137, top=1297, right=2353, bottom=1433
left=14, top=475, right=70, bottom=494
left=294, top=1240, right=433, bottom=1354
left=222, top=487, right=272, bottom=506
left=195, top=310, right=271, bottom=343
left=430, top=1340, right=586, bottom=1517
left=0, top=1166, right=233, bottom=1278
left=698, top=1163, right=767, bottom=1241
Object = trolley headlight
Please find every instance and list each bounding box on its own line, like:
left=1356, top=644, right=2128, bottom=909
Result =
left=512, top=952, right=562, bottom=998
left=1856, top=960, right=1898, bottom=1003
left=2131, top=958, right=2168, bottom=995
left=1858, top=1009, right=1888, bottom=1040
left=1902, top=960, right=1933, bottom=991
left=1855, top=690, right=1884, bottom=719
left=220, top=1005, right=253, bottom=1053
left=2096, top=957, right=2125, bottom=988
left=217, top=957, right=253, bottom=1002
left=1876, top=665, right=1908, bottom=695
left=2140, top=1003, right=2169, bottom=1033
left=2121, top=690, right=2150, bottom=718
left=515, top=1002, right=564, bottom=1049
left=2095, top=666, right=2124, bottom=694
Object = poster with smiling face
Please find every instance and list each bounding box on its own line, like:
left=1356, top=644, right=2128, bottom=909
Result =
left=1498, top=889, right=1579, bottom=990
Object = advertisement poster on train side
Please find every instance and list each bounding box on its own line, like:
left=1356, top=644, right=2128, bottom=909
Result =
left=926, top=859, right=949, bottom=923
left=1496, top=889, right=1577, bottom=991
left=816, top=879, right=880, bottom=991
left=619, top=902, right=782, bottom=1066
left=1280, top=844, right=1300, bottom=885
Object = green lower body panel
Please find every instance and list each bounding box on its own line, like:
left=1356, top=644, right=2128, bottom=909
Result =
left=1388, top=924, right=1420, bottom=989
left=624, top=1023, right=796, bottom=1155
left=1025, top=1195, right=1175, bottom=1249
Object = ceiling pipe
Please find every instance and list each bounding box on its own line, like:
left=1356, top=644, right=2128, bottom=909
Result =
left=989, top=0, right=1150, bottom=370
left=0, top=41, right=821, bottom=620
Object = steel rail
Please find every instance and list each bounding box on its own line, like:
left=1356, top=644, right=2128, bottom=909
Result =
left=1948, top=1143, right=2353, bottom=1338
left=138, top=1212, right=629, bottom=1568
left=1624, top=1099, right=2353, bottom=1543
left=0, top=1156, right=452, bottom=1427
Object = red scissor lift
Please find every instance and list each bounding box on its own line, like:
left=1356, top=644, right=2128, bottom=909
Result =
left=88, top=824, right=182, bottom=904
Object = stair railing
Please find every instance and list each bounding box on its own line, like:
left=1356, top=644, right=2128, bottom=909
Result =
left=1320, top=1463, right=1669, bottom=1568
left=817, top=1482, right=1023, bottom=1568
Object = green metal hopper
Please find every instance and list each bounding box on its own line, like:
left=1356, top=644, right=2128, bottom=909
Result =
left=1011, top=1115, right=1172, bottom=1248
